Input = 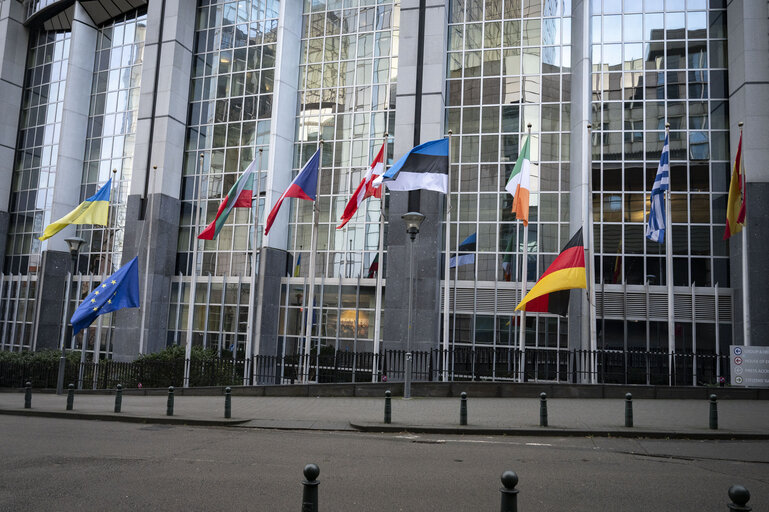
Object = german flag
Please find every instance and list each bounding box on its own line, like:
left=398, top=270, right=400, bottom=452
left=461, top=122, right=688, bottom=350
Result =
left=515, top=228, right=586, bottom=316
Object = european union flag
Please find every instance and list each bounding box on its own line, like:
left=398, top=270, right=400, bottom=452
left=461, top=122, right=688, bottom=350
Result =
left=71, top=257, right=140, bottom=335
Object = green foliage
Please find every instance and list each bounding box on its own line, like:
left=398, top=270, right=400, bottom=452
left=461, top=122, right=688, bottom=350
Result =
left=0, top=349, right=81, bottom=364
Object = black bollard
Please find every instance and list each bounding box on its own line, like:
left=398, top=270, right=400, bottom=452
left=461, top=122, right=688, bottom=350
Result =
left=24, top=381, right=31, bottom=409
left=499, top=470, right=519, bottom=512
left=301, top=463, right=320, bottom=512
left=539, top=392, right=548, bottom=427
left=460, top=392, right=468, bottom=426
left=114, top=384, right=122, bottom=413
left=166, top=386, right=175, bottom=416
left=384, top=390, right=392, bottom=424
left=66, top=384, right=74, bottom=410
left=728, top=484, right=751, bottom=511
left=224, top=387, right=232, bottom=419
left=709, top=394, right=718, bottom=430
left=625, top=393, right=633, bottom=428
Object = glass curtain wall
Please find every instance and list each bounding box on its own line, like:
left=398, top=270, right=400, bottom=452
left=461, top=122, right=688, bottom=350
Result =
left=444, top=0, right=572, bottom=363
left=280, top=0, right=399, bottom=356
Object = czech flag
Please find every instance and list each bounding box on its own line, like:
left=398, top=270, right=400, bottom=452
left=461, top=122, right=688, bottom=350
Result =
left=515, top=228, right=586, bottom=316
left=39, top=178, right=112, bottom=240
left=264, top=149, right=321, bottom=236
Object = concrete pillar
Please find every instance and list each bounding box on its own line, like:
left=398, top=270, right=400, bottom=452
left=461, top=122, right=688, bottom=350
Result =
left=382, top=0, right=448, bottom=351
left=111, top=0, right=195, bottom=360
left=726, top=1, right=769, bottom=346
left=0, top=0, right=28, bottom=264
left=33, top=3, right=97, bottom=350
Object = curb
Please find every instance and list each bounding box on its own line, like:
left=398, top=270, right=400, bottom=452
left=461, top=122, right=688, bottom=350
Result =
left=348, top=422, right=769, bottom=440
left=0, top=408, right=250, bottom=427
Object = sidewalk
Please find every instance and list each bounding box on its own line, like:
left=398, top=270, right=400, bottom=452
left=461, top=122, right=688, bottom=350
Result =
left=1, top=390, right=768, bottom=439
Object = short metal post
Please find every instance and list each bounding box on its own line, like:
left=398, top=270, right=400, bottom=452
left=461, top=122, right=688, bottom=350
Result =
left=56, top=351, right=66, bottom=395
left=301, top=463, right=320, bottom=512
left=539, top=392, right=548, bottom=427
left=727, top=485, right=751, bottom=511
left=66, top=384, right=74, bottom=410
left=167, top=386, right=175, bottom=416
left=384, top=390, right=391, bottom=424
left=24, top=381, right=31, bottom=409
left=709, top=394, right=718, bottom=430
left=460, top=391, right=468, bottom=425
left=224, top=387, right=232, bottom=418
left=114, top=384, right=122, bottom=413
left=499, top=470, right=519, bottom=512
left=625, top=393, right=633, bottom=427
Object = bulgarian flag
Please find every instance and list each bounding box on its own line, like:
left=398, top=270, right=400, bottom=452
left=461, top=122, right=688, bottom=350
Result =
left=198, top=160, right=256, bottom=240
left=723, top=131, right=746, bottom=240
left=337, top=143, right=385, bottom=229
left=515, top=228, right=586, bottom=317
left=505, top=135, right=531, bottom=226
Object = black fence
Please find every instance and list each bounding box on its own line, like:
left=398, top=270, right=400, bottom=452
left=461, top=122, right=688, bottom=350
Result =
left=0, top=347, right=730, bottom=390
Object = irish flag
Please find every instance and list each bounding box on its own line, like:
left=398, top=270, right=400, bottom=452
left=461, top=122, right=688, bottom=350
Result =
left=505, top=135, right=531, bottom=226
left=337, top=143, right=385, bottom=229
left=723, top=131, right=746, bottom=240
left=198, top=160, right=255, bottom=240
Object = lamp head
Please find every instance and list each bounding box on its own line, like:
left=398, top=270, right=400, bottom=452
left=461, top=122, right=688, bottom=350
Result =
left=64, top=237, right=86, bottom=257
left=401, top=212, right=426, bottom=240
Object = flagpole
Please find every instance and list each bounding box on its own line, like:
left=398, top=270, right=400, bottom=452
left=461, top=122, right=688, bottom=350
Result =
left=245, top=148, right=264, bottom=385
left=738, top=122, right=750, bottom=346
left=184, top=154, right=205, bottom=387
left=442, top=131, right=453, bottom=381
left=301, top=141, right=323, bottom=383
left=517, top=123, right=531, bottom=382
left=586, top=123, right=598, bottom=384
left=664, top=122, right=674, bottom=385
left=138, top=165, right=157, bottom=356
left=372, top=133, right=387, bottom=382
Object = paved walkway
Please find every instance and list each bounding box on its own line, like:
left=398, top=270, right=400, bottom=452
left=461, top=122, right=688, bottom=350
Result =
left=1, top=391, right=768, bottom=438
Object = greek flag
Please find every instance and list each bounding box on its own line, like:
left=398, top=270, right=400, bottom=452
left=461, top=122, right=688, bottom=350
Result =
left=646, top=134, right=669, bottom=243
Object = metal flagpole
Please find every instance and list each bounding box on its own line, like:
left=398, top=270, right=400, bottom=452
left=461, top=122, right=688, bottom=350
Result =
left=245, top=148, right=264, bottom=385
left=664, top=122, right=674, bottom=386
left=372, top=133, right=387, bottom=382
left=184, top=154, right=205, bottom=387
left=301, top=141, right=323, bottom=383
left=738, top=122, right=750, bottom=346
left=517, top=123, right=531, bottom=382
left=139, top=165, right=158, bottom=356
left=586, top=124, right=598, bottom=384
left=442, top=131, right=452, bottom=381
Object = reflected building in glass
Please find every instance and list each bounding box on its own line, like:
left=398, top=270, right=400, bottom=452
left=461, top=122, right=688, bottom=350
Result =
left=0, top=0, right=766, bottom=385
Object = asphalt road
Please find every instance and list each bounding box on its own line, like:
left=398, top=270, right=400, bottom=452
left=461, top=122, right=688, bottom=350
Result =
left=0, top=416, right=767, bottom=511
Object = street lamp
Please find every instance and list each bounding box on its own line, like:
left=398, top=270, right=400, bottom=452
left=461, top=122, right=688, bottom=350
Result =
left=56, top=237, right=85, bottom=394
left=401, top=212, right=425, bottom=399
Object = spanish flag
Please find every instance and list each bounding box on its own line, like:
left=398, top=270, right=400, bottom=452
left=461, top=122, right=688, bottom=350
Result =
left=39, top=178, right=112, bottom=240
left=723, top=131, right=746, bottom=240
left=515, top=228, right=586, bottom=316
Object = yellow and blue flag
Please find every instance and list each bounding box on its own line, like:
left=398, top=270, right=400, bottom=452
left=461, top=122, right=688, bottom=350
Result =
left=71, top=256, right=140, bottom=335
left=39, top=178, right=112, bottom=240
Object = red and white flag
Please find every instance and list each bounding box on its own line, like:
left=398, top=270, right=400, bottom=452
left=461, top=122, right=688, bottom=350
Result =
left=337, top=143, right=385, bottom=229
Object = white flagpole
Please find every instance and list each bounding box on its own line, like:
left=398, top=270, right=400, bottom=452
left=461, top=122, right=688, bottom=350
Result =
left=442, top=130, right=453, bottom=381
left=184, top=154, right=205, bottom=387
left=517, top=123, right=531, bottom=382
left=301, top=141, right=323, bottom=383
left=586, top=123, right=598, bottom=383
left=138, top=165, right=157, bottom=356
left=372, top=133, right=387, bottom=382
left=664, top=122, right=674, bottom=385
left=245, top=148, right=264, bottom=385
left=738, top=122, right=750, bottom=346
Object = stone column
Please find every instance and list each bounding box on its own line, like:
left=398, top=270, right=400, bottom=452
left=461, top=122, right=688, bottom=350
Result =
left=383, top=0, right=448, bottom=352
left=0, top=0, right=28, bottom=263
left=111, top=0, right=195, bottom=359
left=33, top=2, right=97, bottom=350
left=726, top=1, right=769, bottom=346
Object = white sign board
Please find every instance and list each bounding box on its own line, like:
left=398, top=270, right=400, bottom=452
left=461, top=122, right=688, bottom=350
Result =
left=730, top=345, right=769, bottom=388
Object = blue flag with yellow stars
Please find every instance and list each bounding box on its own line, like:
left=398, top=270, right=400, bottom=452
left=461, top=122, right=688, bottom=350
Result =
left=71, top=257, right=140, bottom=335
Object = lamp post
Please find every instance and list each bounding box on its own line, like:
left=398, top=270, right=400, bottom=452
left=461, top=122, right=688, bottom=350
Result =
left=56, top=237, right=85, bottom=394
left=401, top=212, right=425, bottom=399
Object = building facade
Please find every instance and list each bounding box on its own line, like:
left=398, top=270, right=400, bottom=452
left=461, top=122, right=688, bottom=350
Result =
left=0, top=0, right=767, bottom=384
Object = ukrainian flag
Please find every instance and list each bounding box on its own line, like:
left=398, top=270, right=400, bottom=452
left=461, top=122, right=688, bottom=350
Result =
left=39, top=178, right=112, bottom=240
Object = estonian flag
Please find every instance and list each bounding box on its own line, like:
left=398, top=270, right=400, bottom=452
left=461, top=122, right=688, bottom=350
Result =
left=515, top=228, right=586, bottom=316
left=450, top=233, right=476, bottom=268
left=71, top=256, right=140, bottom=335
left=39, top=178, right=112, bottom=240
left=374, top=138, right=448, bottom=194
